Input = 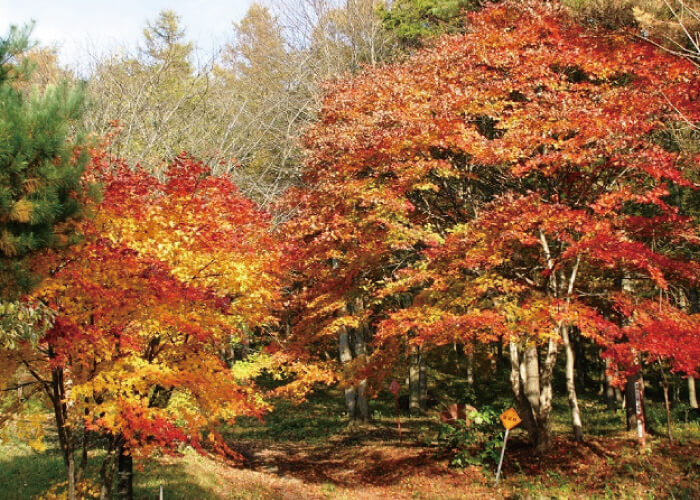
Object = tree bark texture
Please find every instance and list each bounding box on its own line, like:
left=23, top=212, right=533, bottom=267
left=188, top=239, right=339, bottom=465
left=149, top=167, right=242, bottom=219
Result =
left=409, top=345, right=421, bottom=415
left=117, top=440, right=134, bottom=500
left=508, top=340, right=558, bottom=453
left=338, top=300, right=370, bottom=423
left=561, top=325, right=584, bottom=441
left=689, top=376, right=698, bottom=409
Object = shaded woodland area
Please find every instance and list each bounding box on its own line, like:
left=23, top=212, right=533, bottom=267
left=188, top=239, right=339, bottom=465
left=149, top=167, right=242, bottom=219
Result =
left=0, top=1, right=699, bottom=498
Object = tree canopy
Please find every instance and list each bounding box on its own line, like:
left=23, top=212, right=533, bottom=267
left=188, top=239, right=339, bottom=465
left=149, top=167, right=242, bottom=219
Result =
left=280, top=0, right=700, bottom=452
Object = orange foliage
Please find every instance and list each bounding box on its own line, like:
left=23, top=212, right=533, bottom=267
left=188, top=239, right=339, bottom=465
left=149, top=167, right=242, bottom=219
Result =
left=281, top=0, right=700, bottom=390
left=20, top=151, right=281, bottom=459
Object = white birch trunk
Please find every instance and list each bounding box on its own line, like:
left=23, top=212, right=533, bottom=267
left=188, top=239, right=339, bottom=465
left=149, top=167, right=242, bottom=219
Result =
left=409, top=345, right=421, bottom=415
left=689, top=376, right=698, bottom=409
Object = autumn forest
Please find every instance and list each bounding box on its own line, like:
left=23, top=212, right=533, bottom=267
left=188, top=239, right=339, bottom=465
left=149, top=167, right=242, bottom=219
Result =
left=1, top=1, right=699, bottom=499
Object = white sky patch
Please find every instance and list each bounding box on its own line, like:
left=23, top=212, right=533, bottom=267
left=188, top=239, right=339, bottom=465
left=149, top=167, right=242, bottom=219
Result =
left=0, top=0, right=254, bottom=69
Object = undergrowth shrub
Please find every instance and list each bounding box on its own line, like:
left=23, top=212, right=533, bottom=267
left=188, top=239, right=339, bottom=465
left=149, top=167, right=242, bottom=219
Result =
left=437, top=405, right=505, bottom=468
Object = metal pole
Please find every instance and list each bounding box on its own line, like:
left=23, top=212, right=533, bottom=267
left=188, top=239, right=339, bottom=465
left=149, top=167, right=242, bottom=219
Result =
left=159, top=485, right=163, bottom=500
left=494, top=428, right=510, bottom=486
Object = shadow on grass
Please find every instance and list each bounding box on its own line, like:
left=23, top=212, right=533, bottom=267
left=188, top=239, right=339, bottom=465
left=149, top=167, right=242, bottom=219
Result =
left=224, top=389, right=348, bottom=444
left=0, top=444, right=218, bottom=500
left=0, top=446, right=67, bottom=500
left=134, top=457, right=219, bottom=500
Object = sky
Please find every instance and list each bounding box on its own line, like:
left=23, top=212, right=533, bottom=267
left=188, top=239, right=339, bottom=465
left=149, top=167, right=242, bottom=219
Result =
left=0, top=0, right=256, bottom=69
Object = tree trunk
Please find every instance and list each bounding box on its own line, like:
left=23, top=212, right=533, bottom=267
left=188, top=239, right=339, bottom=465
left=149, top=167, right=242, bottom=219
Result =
left=117, top=441, right=133, bottom=500
left=573, top=331, right=587, bottom=388
left=621, top=273, right=646, bottom=439
left=409, top=345, right=421, bottom=416
left=76, top=419, right=89, bottom=484
left=511, top=339, right=559, bottom=453
left=48, top=366, right=76, bottom=500
left=625, top=374, right=637, bottom=431
left=624, top=369, right=646, bottom=436
left=615, top=386, right=623, bottom=404
left=66, top=452, right=76, bottom=500
left=604, top=358, right=617, bottom=412
left=509, top=342, right=538, bottom=443
left=683, top=289, right=698, bottom=410
left=689, top=376, right=698, bottom=409
left=561, top=324, right=584, bottom=441
left=466, top=350, right=474, bottom=386
left=99, top=435, right=120, bottom=500
left=660, top=366, right=673, bottom=440
left=353, top=323, right=369, bottom=422
left=339, top=326, right=357, bottom=420
left=508, top=278, right=559, bottom=456
left=536, top=337, right=558, bottom=454
left=419, top=349, right=428, bottom=410
left=522, top=345, right=540, bottom=414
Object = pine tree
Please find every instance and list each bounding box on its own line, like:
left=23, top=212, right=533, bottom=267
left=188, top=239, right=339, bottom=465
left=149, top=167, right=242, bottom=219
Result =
left=0, top=25, right=88, bottom=297
left=380, top=0, right=480, bottom=47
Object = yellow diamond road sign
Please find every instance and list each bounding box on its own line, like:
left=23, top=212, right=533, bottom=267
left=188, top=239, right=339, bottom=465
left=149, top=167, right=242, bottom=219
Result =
left=500, top=407, right=522, bottom=430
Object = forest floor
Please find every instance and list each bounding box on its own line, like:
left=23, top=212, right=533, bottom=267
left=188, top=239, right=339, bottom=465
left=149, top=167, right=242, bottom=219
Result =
left=2, top=386, right=699, bottom=499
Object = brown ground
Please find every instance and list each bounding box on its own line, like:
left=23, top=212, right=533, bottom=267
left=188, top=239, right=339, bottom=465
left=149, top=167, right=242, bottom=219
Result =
left=153, top=427, right=699, bottom=499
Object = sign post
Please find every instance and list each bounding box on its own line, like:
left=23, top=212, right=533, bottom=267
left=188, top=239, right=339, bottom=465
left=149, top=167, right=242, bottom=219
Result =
left=495, top=407, right=521, bottom=486
left=390, top=380, right=401, bottom=442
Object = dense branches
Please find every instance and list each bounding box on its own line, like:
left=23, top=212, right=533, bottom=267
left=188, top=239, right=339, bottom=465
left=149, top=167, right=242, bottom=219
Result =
left=280, top=0, right=700, bottom=451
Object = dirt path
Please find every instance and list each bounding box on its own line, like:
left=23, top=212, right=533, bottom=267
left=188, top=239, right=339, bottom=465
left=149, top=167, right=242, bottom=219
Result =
left=155, top=424, right=700, bottom=499
left=230, top=430, right=495, bottom=499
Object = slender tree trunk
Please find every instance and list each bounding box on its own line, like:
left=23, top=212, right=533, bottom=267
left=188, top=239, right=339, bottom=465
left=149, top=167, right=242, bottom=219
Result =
left=689, top=376, right=698, bottom=409
left=66, top=452, right=76, bottom=500
left=624, top=369, right=647, bottom=436
left=660, top=366, right=673, bottom=440
left=573, top=332, right=587, bottom=388
left=673, top=381, right=680, bottom=403
left=409, top=345, right=421, bottom=416
left=48, top=366, right=76, bottom=500
left=99, top=435, right=120, bottom=500
left=625, top=373, right=638, bottom=430
left=466, top=350, right=474, bottom=386
left=621, top=274, right=646, bottom=437
left=453, top=342, right=461, bottom=371
left=491, top=343, right=499, bottom=375
left=419, top=350, right=428, bottom=410
left=615, top=385, right=623, bottom=404
left=76, top=420, right=89, bottom=484
left=339, top=326, right=356, bottom=420
left=353, top=323, right=369, bottom=423
left=604, top=358, right=617, bottom=412
left=682, top=289, right=698, bottom=410
left=561, top=324, right=584, bottom=441
left=117, top=441, right=133, bottom=500
left=558, top=256, right=584, bottom=442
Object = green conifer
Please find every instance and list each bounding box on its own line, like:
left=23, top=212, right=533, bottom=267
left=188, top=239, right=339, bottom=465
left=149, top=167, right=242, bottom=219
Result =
left=0, top=24, right=88, bottom=296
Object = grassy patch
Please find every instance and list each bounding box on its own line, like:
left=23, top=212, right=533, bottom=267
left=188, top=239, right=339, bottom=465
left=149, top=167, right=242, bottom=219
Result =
left=224, top=388, right=347, bottom=444
left=0, top=444, right=67, bottom=500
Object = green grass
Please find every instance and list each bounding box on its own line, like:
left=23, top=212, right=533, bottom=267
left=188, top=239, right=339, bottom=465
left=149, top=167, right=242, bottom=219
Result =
left=0, top=443, right=224, bottom=499
left=3, top=360, right=700, bottom=499
left=132, top=453, right=221, bottom=500
left=224, top=388, right=347, bottom=444
left=0, top=444, right=68, bottom=500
